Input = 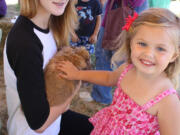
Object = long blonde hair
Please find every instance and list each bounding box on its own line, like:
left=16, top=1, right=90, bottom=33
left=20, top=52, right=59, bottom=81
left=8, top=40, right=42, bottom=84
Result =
left=20, top=0, right=78, bottom=48
left=112, top=8, right=180, bottom=88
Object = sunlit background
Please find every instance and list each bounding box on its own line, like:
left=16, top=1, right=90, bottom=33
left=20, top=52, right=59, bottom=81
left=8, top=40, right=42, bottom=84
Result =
left=5, top=0, right=180, bottom=17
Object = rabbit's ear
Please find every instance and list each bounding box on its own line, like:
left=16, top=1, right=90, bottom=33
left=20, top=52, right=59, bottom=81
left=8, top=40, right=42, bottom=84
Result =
left=75, top=48, right=89, bottom=58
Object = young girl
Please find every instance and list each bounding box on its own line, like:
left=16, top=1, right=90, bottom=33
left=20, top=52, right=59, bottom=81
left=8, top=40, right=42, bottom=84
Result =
left=3, top=0, right=93, bottom=135
left=59, top=8, right=180, bottom=134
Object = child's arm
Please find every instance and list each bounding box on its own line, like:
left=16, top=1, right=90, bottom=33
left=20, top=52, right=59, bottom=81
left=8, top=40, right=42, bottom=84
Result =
left=158, top=94, right=180, bottom=135
left=58, top=61, right=125, bottom=87
left=100, top=0, right=107, bottom=7
left=71, top=30, right=79, bottom=43
left=89, top=15, right=101, bottom=44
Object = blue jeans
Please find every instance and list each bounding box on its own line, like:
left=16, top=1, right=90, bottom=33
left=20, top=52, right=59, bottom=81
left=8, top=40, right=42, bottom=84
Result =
left=91, top=27, right=113, bottom=104
left=91, top=1, right=113, bottom=104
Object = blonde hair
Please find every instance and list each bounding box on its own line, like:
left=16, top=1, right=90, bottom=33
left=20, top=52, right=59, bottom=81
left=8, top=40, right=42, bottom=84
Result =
left=20, top=0, right=78, bottom=48
left=112, top=8, right=180, bottom=88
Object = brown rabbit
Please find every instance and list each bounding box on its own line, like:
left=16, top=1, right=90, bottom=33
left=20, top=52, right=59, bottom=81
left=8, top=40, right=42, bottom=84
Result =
left=44, top=46, right=90, bottom=106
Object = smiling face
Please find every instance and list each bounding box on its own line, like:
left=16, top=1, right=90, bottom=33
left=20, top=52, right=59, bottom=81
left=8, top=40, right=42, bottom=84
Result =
left=39, top=0, right=69, bottom=16
left=130, top=25, right=177, bottom=76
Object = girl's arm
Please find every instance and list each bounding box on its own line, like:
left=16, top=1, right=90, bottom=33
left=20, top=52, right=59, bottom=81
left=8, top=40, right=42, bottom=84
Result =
left=71, top=30, right=79, bottom=43
left=89, top=15, right=101, bottom=44
left=100, top=0, right=107, bottom=7
left=58, top=61, right=126, bottom=87
left=93, top=15, right=101, bottom=37
left=158, top=94, right=180, bottom=135
left=36, top=81, right=81, bottom=133
left=9, top=37, right=80, bottom=133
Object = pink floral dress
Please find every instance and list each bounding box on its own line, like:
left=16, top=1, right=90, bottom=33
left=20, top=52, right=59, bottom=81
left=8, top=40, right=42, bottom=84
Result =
left=89, top=64, right=178, bottom=135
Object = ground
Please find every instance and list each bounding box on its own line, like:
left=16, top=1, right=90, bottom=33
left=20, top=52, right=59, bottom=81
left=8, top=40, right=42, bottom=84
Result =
left=0, top=4, right=20, bottom=135
left=0, top=3, right=106, bottom=135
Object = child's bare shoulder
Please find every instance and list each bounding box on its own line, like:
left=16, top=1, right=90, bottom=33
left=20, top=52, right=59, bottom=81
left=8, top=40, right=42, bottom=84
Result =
left=160, top=91, right=180, bottom=107
left=158, top=81, right=180, bottom=114
left=157, top=88, right=180, bottom=134
left=115, top=62, right=129, bottom=73
left=110, top=63, right=129, bottom=86
left=154, top=77, right=180, bottom=112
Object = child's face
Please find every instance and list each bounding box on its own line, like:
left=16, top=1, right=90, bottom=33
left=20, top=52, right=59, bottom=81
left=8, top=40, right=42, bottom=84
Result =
left=130, top=25, right=177, bottom=76
left=39, top=0, right=69, bottom=16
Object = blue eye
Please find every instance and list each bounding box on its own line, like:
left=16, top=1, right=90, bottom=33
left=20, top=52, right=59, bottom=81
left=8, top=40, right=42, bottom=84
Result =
left=138, top=42, right=147, bottom=47
left=157, top=47, right=166, bottom=52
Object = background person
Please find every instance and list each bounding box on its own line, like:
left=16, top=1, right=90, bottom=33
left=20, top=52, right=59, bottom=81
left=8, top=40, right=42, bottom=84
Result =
left=0, top=0, right=7, bottom=17
left=91, top=0, right=149, bottom=105
left=70, top=0, right=102, bottom=58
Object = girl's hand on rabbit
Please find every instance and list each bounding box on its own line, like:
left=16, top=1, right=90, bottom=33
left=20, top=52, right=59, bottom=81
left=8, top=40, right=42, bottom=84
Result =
left=57, top=61, right=80, bottom=80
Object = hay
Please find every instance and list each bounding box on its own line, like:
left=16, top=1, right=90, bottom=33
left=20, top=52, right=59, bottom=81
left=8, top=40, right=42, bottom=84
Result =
left=0, top=20, right=13, bottom=64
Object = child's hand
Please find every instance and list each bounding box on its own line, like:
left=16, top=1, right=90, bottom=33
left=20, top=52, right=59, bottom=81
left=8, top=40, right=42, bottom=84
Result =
left=57, top=61, right=79, bottom=80
left=89, top=34, right=97, bottom=44
left=71, top=34, right=79, bottom=43
left=100, top=0, right=107, bottom=7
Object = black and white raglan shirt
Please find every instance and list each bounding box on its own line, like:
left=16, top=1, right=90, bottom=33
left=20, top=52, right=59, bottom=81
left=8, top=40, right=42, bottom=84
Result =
left=3, top=15, right=62, bottom=135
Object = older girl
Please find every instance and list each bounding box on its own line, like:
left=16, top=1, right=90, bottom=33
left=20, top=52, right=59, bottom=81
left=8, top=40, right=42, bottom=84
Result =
left=3, top=0, right=93, bottom=135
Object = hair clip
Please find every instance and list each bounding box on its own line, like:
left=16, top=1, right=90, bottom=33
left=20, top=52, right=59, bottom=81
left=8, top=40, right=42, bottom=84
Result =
left=122, top=12, right=138, bottom=31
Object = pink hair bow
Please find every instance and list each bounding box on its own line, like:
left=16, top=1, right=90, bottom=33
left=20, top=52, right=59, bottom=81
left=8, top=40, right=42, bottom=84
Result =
left=122, top=12, right=138, bottom=31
